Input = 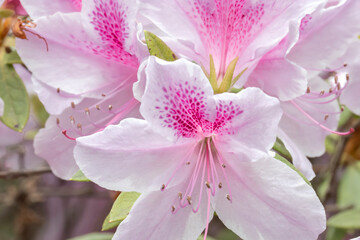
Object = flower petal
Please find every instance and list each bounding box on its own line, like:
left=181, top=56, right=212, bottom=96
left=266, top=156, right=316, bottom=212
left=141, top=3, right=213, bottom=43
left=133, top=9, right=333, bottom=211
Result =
left=114, top=184, right=213, bottom=240
left=247, top=22, right=307, bottom=101
left=74, top=118, right=196, bottom=192
left=340, top=42, right=360, bottom=115
left=140, top=57, right=216, bottom=140
left=214, top=88, right=282, bottom=152
left=140, top=0, right=324, bottom=79
left=288, top=0, right=360, bottom=70
left=279, top=83, right=339, bottom=157
left=278, top=129, right=315, bottom=180
left=16, top=8, right=138, bottom=113
left=213, top=154, right=325, bottom=240
left=35, top=86, right=140, bottom=180
left=21, top=0, right=81, bottom=18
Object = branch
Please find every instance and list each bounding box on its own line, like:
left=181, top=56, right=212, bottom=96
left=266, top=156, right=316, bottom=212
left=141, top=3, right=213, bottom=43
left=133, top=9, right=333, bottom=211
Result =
left=0, top=168, right=52, bottom=179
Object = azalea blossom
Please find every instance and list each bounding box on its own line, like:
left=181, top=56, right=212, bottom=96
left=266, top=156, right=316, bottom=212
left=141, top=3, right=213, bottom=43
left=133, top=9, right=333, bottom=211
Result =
left=247, top=0, right=360, bottom=179
left=137, top=0, right=324, bottom=94
left=74, top=58, right=326, bottom=240
left=16, top=0, right=144, bottom=179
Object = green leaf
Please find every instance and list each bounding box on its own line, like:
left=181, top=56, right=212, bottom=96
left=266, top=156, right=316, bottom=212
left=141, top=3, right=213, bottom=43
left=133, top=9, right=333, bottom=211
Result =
left=0, top=9, right=14, bottom=18
left=327, top=208, right=360, bottom=229
left=325, top=227, right=347, bottom=240
left=0, top=63, right=30, bottom=132
left=31, top=95, right=49, bottom=127
left=109, top=192, right=140, bottom=222
left=208, top=55, right=218, bottom=92
left=144, top=31, right=176, bottom=61
left=218, top=57, right=238, bottom=93
left=272, top=138, right=292, bottom=161
left=70, top=170, right=90, bottom=182
left=67, top=233, right=113, bottom=240
left=274, top=153, right=311, bottom=186
left=3, top=51, right=23, bottom=65
left=101, top=213, right=121, bottom=231
left=337, top=163, right=360, bottom=208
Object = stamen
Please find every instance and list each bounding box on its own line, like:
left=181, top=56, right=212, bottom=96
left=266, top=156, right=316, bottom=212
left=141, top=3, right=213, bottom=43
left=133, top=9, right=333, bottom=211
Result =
left=306, top=87, right=311, bottom=93
left=108, top=105, right=113, bottom=111
left=226, top=194, right=231, bottom=201
left=205, top=181, right=211, bottom=189
left=61, top=130, right=76, bottom=141
left=96, top=105, right=101, bottom=110
left=186, top=196, right=192, bottom=205
left=161, top=184, right=165, bottom=191
left=218, top=182, right=223, bottom=189
left=57, top=88, right=60, bottom=93
left=71, top=102, right=76, bottom=109
left=290, top=100, right=354, bottom=136
left=178, top=192, right=183, bottom=200
left=171, top=206, right=176, bottom=213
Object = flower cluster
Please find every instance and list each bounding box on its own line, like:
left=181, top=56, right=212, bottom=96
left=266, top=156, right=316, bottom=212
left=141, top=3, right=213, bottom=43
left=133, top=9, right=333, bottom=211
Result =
left=14, top=0, right=360, bottom=239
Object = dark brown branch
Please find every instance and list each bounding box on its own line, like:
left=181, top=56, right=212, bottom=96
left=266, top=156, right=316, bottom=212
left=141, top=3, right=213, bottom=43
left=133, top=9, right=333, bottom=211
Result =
left=0, top=168, right=52, bottom=179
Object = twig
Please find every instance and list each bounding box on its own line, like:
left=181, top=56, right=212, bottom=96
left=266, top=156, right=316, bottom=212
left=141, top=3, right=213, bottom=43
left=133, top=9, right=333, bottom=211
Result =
left=0, top=168, right=52, bottom=179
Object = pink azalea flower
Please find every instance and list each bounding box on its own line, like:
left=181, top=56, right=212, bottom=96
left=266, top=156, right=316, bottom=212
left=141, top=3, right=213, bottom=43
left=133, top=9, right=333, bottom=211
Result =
left=138, top=0, right=324, bottom=93
left=16, top=0, right=145, bottom=179
left=248, top=0, right=360, bottom=179
left=74, top=58, right=326, bottom=240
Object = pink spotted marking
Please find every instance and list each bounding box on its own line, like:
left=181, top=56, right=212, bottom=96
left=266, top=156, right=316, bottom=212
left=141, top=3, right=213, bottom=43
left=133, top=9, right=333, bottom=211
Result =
left=155, top=81, right=243, bottom=138
left=178, top=0, right=270, bottom=74
left=155, top=80, right=242, bottom=239
left=86, top=0, right=137, bottom=66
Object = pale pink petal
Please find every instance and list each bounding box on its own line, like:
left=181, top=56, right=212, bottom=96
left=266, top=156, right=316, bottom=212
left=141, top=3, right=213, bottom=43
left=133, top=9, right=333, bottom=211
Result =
left=247, top=22, right=307, bottom=101
left=340, top=42, right=360, bottom=115
left=279, top=77, right=339, bottom=157
left=16, top=12, right=137, bottom=114
left=82, top=0, right=138, bottom=56
left=278, top=129, right=315, bottom=180
left=350, top=237, right=360, bottom=240
left=114, top=183, right=213, bottom=240
left=140, top=0, right=324, bottom=82
left=35, top=87, right=140, bottom=180
left=34, top=115, right=80, bottom=179
left=288, top=0, right=360, bottom=70
left=140, top=57, right=216, bottom=140
left=21, top=0, right=81, bottom=18
left=212, top=154, right=325, bottom=240
left=214, top=88, right=282, bottom=152
left=32, top=79, right=83, bottom=115
left=74, top=118, right=196, bottom=192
